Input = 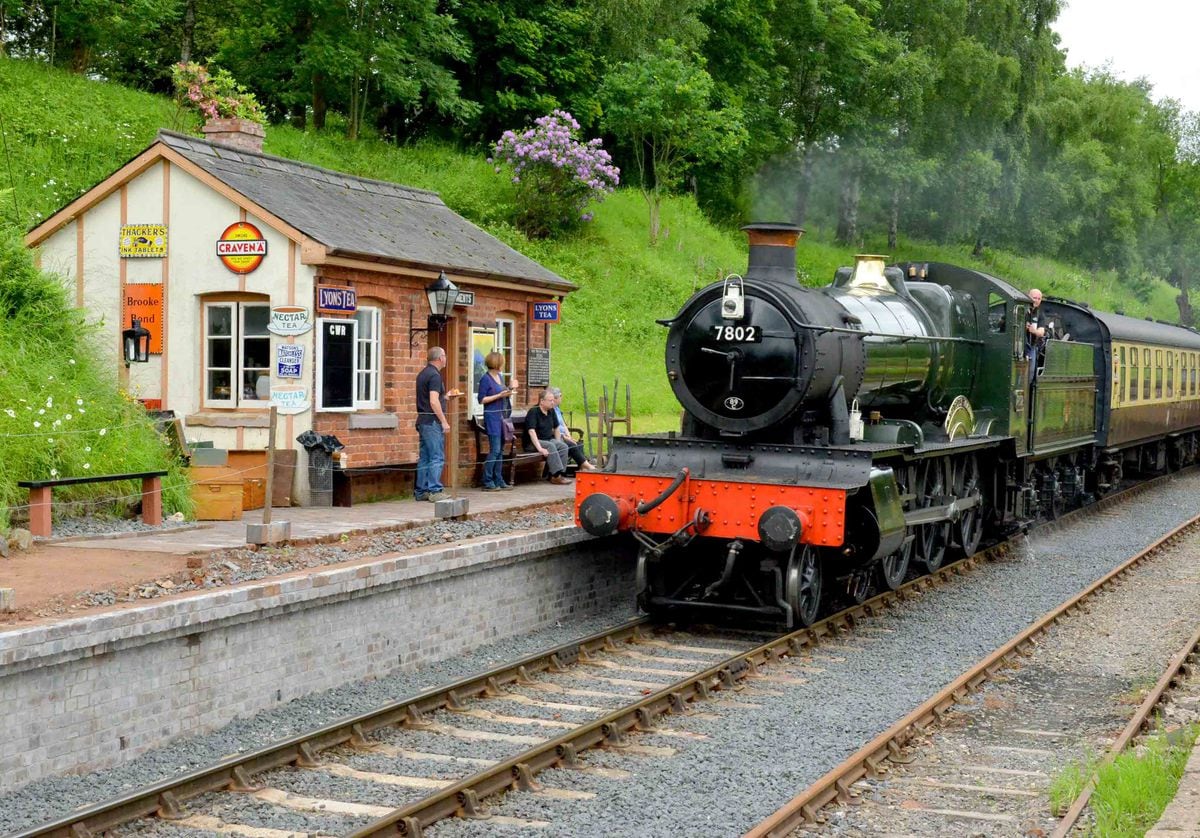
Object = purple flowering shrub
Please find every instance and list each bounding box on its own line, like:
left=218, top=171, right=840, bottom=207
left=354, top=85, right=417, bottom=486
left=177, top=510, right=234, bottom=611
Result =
left=491, top=111, right=619, bottom=238
left=171, top=63, right=266, bottom=126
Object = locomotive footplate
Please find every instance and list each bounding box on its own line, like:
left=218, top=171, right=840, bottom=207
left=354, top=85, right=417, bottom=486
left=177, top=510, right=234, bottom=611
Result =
left=602, top=435, right=873, bottom=489
left=574, top=435, right=872, bottom=548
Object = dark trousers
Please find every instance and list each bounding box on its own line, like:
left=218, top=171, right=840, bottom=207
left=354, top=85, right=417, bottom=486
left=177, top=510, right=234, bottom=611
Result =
left=484, top=432, right=505, bottom=487
left=565, top=440, right=587, bottom=467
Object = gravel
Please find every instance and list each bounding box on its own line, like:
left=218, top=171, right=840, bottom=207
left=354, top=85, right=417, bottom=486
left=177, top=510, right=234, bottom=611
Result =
left=3, top=473, right=1199, bottom=837
left=46, top=512, right=193, bottom=540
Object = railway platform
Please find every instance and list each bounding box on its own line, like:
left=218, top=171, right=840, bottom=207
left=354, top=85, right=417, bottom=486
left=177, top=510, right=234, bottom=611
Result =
left=0, top=479, right=636, bottom=792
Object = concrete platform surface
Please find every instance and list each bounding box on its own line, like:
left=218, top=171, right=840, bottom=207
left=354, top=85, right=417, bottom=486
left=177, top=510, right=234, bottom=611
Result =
left=51, top=480, right=575, bottom=555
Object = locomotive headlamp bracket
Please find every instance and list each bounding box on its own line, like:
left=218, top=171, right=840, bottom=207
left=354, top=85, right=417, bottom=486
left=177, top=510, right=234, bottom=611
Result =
left=721, top=274, right=745, bottom=320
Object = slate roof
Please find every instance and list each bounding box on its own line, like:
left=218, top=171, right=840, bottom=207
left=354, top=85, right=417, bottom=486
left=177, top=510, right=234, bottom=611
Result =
left=157, top=130, right=573, bottom=291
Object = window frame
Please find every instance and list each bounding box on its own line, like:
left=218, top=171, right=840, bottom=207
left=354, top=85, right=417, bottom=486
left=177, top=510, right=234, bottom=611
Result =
left=353, top=305, right=382, bottom=410
left=1144, top=349, right=1152, bottom=400
left=202, top=300, right=272, bottom=410
left=496, top=318, right=516, bottom=387
left=316, top=317, right=357, bottom=413
left=1167, top=350, right=1175, bottom=399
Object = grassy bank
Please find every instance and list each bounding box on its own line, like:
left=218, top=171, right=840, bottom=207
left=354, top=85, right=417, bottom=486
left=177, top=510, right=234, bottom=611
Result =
left=0, top=57, right=1183, bottom=433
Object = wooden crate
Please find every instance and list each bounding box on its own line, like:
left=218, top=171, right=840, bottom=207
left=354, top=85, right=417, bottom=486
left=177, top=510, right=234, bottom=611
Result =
left=192, top=481, right=243, bottom=520
left=242, top=478, right=266, bottom=511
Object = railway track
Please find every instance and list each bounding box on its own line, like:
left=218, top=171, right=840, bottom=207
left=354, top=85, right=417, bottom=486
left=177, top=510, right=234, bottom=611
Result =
left=10, top=470, right=1195, bottom=838
left=749, top=491, right=1200, bottom=836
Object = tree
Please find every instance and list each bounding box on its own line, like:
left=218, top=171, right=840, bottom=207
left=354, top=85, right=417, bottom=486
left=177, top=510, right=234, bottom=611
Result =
left=600, top=40, right=746, bottom=243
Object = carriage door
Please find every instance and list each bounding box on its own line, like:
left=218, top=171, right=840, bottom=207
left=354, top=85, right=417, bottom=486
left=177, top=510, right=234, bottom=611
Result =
left=1010, top=303, right=1029, bottom=455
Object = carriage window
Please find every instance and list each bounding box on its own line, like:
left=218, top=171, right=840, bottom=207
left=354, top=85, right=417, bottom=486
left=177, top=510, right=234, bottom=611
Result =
left=1129, top=352, right=1139, bottom=401
left=1144, top=349, right=1152, bottom=400
left=1167, top=352, right=1174, bottom=398
left=1114, top=348, right=1124, bottom=405
left=1155, top=350, right=1164, bottom=399
left=1193, top=353, right=1197, bottom=395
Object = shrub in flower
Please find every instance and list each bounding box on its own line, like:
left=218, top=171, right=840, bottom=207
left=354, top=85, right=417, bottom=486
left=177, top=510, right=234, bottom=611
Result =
left=171, top=62, right=266, bottom=126
left=491, top=111, right=619, bottom=239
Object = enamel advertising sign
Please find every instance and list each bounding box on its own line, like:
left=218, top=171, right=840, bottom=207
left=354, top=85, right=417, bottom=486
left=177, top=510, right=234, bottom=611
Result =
left=121, top=284, right=165, bottom=354
left=216, top=222, right=268, bottom=274
left=270, top=386, right=310, bottom=415
left=119, top=224, right=167, bottom=258
left=277, top=344, right=304, bottom=378
left=531, top=301, right=560, bottom=322
left=317, top=286, right=357, bottom=314
left=268, top=306, right=312, bottom=335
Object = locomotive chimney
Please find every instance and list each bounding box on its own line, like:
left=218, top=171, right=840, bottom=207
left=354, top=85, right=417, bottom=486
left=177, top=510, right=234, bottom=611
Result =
left=742, top=222, right=804, bottom=284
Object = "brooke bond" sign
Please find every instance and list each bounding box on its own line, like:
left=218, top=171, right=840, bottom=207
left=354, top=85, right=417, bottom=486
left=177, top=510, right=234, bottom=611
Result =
left=216, top=222, right=268, bottom=274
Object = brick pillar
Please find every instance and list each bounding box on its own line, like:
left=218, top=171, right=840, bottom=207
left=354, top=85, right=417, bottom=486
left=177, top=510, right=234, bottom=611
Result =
left=141, top=477, right=163, bottom=526
left=27, top=487, right=52, bottom=537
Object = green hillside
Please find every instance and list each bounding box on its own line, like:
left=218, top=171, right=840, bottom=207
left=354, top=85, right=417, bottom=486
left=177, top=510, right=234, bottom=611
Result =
left=0, top=57, right=1182, bottom=433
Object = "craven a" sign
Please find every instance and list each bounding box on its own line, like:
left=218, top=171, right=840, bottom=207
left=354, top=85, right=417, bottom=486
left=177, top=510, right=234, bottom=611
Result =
left=216, top=222, right=268, bottom=274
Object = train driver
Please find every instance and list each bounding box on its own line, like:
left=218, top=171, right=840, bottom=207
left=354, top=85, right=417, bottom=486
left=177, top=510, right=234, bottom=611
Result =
left=1026, top=288, right=1047, bottom=382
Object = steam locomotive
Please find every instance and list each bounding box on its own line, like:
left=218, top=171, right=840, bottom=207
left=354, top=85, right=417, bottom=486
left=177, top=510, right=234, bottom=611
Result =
left=575, top=223, right=1200, bottom=626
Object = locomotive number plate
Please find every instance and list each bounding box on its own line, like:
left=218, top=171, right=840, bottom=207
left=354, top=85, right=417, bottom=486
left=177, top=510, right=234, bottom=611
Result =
left=711, top=325, right=762, bottom=343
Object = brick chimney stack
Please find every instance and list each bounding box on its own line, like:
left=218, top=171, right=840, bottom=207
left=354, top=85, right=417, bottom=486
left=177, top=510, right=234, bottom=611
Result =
left=201, top=118, right=265, bottom=154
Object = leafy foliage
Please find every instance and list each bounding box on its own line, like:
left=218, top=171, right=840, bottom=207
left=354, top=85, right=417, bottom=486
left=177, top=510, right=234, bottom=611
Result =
left=171, top=62, right=265, bottom=124
left=491, top=110, right=619, bottom=239
left=600, top=40, right=746, bottom=243
left=0, top=231, right=191, bottom=529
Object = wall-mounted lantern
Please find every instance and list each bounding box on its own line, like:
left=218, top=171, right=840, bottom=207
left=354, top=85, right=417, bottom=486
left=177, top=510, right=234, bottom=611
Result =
left=122, top=316, right=151, bottom=366
left=409, top=271, right=459, bottom=354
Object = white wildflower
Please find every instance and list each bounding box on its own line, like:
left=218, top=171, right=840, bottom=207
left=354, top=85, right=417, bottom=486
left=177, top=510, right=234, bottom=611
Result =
left=46, top=437, right=53, bottom=443
left=3, top=409, right=13, bottom=418
left=76, top=399, right=83, bottom=406
left=50, top=468, right=57, bottom=477
left=45, top=397, right=52, bottom=407
left=52, top=419, right=61, bottom=428
left=32, top=420, right=40, bottom=428
left=82, top=463, right=91, bottom=470
left=99, top=428, right=107, bottom=436
left=84, top=446, right=91, bottom=452
left=63, top=414, right=72, bottom=421
left=78, top=407, right=85, bottom=414
left=68, top=359, right=76, bottom=365
left=38, top=408, right=45, bottom=415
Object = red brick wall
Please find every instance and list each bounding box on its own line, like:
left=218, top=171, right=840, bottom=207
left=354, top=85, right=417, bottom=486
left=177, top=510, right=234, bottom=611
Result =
left=310, top=265, right=555, bottom=489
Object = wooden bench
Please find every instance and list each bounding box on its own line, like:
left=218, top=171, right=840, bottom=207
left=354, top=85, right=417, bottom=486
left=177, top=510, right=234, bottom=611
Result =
left=17, top=470, right=169, bottom=537
left=468, top=409, right=586, bottom=486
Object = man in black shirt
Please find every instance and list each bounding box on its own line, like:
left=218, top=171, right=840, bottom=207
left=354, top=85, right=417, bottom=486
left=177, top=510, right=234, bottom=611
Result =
left=527, top=390, right=571, bottom=485
left=1025, top=288, right=1046, bottom=383
left=415, top=347, right=450, bottom=501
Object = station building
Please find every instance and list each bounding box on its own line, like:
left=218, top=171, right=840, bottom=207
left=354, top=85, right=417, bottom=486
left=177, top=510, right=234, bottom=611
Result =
left=25, top=122, right=574, bottom=505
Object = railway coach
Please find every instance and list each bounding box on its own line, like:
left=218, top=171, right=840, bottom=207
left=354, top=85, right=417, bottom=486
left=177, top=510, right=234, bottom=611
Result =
left=575, top=223, right=1200, bottom=626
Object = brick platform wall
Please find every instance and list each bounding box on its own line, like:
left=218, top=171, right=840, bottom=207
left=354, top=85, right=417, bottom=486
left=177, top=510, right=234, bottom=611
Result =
left=0, top=529, right=633, bottom=791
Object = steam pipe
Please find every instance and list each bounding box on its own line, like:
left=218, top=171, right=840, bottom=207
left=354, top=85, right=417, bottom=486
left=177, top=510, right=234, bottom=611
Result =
left=637, top=468, right=690, bottom=515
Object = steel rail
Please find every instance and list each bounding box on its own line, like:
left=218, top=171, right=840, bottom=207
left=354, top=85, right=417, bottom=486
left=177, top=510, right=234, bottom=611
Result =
left=1049, top=622, right=1200, bottom=837
left=744, top=505, right=1200, bottom=837
left=12, top=469, right=1188, bottom=838
left=9, top=616, right=655, bottom=838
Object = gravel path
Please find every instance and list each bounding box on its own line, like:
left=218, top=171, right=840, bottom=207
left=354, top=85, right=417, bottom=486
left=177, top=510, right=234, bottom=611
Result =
left=47, top=514, right=193, bottom=540
left=3, top=472, right=1199, bottom=837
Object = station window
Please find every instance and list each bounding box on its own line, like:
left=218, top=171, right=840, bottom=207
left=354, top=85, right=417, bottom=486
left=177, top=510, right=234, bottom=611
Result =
left=1144, top=349, right=1152, bottom=400
left=1168, top=351, right=1174, bottom=398
left=203, top=301, right=271, bottom=408
left=354, top=306, right=382, bottom=408
left=317, top=305, right=382, bottom=411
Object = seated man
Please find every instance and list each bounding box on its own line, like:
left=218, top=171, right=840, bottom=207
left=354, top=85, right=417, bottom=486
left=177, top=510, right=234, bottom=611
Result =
left=548, top=386, right=597, bottom=471
left=526, top=390, right=572, bottom=485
